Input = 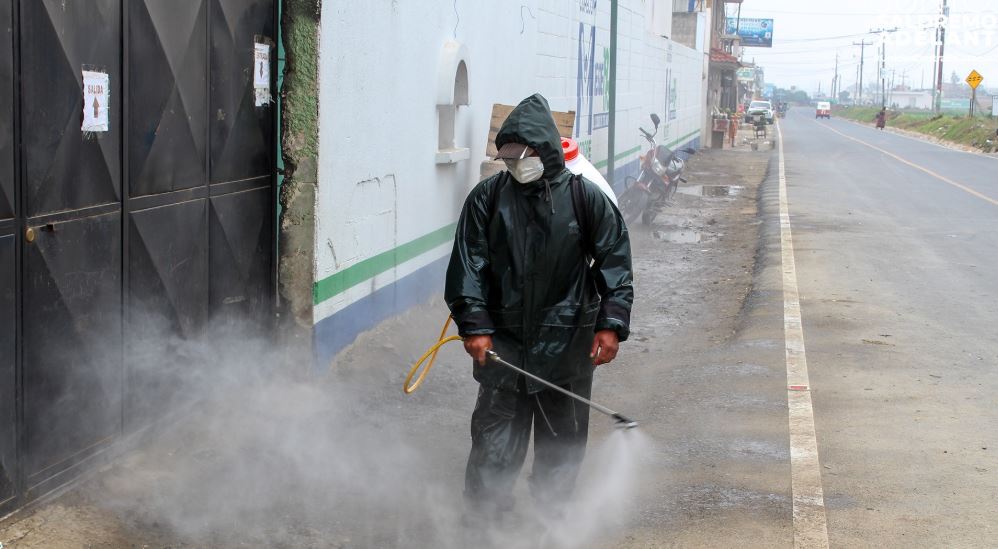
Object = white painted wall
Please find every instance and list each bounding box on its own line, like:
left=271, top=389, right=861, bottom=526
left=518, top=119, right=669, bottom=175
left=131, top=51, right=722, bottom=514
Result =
left=314, top=0, right=706, bottom=332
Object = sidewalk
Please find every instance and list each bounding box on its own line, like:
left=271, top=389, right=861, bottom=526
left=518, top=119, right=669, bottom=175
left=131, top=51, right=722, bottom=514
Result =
left=0, top=143, right=780, bottom=548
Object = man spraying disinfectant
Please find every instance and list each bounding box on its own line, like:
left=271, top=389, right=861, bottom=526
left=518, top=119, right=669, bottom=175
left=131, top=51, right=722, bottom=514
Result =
left=445, top=93, right=635, bottom=525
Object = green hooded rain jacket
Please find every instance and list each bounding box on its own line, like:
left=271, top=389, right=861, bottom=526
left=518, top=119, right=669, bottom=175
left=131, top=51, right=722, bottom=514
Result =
left=445, top=94, right=634, bottom=393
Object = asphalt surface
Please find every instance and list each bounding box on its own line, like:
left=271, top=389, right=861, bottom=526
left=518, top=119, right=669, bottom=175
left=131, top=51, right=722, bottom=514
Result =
left=776, top=110, right=998, bottom=547
left=4, top=116, right=997, bottom=548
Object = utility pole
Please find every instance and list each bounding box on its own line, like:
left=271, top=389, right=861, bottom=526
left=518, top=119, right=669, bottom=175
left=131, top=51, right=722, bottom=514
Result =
left=608, top=0, right=618, bottom=186
left=932, top=22, right=940, bottom=104
left=833, top=52, right=839, bottom=101
left=856, top=65, right=861, bottom=101
left=881, top=42, right=886, bottom=107
left=853, top=40, right=873, bottom=104
left=935, top=0, right=949, bottom=113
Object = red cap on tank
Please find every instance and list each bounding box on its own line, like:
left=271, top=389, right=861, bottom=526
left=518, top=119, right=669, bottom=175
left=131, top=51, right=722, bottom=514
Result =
left=561, top=137, right=579, bottom=162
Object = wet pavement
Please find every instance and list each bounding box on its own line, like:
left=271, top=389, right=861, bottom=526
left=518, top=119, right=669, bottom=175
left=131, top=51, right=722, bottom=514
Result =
left=676, top=184, right=745, bottom=198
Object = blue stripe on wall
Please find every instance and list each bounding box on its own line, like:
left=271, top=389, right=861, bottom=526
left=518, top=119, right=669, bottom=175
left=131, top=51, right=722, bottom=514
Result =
left=313, top=255, right=450, bottom=370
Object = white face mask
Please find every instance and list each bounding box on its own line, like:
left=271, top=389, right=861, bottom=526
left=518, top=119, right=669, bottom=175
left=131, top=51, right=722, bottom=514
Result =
left=504, top=156, right=545, bottom=184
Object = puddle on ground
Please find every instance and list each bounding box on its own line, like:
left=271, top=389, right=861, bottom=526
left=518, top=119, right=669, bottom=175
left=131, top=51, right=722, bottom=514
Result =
left=677, top=185, right=744, bottom=198
left=652, top=229, right=708, bottom=243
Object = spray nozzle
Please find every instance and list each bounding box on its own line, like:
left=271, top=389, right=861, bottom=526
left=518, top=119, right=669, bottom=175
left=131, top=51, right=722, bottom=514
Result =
left=612, top=413, right=639, bottom=429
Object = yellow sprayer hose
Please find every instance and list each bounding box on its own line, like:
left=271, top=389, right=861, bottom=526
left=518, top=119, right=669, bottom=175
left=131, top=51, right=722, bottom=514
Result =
left=403, top=316, right=463, bottom=394
left=405, top=315, right=639, bottom=428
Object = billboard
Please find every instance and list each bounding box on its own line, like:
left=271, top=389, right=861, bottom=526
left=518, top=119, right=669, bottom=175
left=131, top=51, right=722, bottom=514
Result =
left=726, top=17, right=774, bottom=48
left=940, top=98, right=970, bottom=111
left=736, top=67, right=756, bottom=82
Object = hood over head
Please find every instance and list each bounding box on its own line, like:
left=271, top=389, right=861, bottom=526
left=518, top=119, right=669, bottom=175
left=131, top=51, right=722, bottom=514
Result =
left=495, top=93, right=565, bottom=180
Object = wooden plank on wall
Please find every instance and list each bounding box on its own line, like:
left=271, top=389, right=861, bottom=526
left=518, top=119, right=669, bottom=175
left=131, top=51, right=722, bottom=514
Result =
left=485, top=104, right=576, bottom=157
left=482, top=104, right=576, bottom=179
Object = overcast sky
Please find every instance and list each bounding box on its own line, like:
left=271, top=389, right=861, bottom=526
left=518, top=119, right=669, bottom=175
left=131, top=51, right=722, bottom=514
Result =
left=732, top=0, right=998, bottom=95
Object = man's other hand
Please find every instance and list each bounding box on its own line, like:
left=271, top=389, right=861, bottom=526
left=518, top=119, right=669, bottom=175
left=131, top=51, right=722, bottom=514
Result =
left=464, top=335, right=493, bottom=366
left=590, top=330, right=619, bottom=366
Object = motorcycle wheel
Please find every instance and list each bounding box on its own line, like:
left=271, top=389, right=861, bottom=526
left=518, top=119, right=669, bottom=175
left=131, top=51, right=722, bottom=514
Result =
left=618, top=186, right=649, bottom=225
left=641, top=208, right=658, bottom=225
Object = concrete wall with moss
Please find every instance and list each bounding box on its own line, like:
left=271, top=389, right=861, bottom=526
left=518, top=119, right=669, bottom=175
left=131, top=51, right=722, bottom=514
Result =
left=278, top=0, right=320, bottom=353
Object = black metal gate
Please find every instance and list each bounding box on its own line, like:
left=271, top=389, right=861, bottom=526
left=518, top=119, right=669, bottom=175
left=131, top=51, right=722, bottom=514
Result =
left=0, top=0, right=276, bottom=514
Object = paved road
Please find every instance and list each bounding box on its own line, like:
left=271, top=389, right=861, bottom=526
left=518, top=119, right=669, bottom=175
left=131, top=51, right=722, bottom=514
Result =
left=777, top=110, right=998, bottom=547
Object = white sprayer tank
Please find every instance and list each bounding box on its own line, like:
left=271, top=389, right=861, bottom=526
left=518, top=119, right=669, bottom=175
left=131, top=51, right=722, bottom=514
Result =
left=561, top=137, right=618, bottom=207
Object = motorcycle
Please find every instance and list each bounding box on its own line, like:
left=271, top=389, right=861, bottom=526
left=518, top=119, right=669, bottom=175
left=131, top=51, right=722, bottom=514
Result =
left=618, top=113, right=696, bottom=225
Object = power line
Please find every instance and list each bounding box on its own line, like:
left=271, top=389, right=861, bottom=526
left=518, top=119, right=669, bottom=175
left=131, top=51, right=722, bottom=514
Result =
left=780, top=32, right=874, bottom=43
left=751, top=45, right=859, bottom=56
left=757, top=59, right=862, bottom=67
left=773, top=23, right=995, bottom=46
left=948, top=41, right=998, bottom=56
left=741, top=9, right=989, bottom=16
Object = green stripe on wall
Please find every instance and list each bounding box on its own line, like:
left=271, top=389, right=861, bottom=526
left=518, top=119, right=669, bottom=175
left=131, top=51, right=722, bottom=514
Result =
left=594, top=146, right=642, bottom=170
left=313, top=223, right=457, bottom=305
left=664, top=129, right=703, bottom=149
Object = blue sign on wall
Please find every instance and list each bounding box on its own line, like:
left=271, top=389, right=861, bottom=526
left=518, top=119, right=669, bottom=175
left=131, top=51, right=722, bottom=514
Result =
left=726, top=17, right=774, bottom=48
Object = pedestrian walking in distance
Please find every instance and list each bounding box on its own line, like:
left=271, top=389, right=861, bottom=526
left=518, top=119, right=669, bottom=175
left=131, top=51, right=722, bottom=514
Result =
left=875, top=107, right=887, bottom=130
left=445, top=93, right=635, bottom=525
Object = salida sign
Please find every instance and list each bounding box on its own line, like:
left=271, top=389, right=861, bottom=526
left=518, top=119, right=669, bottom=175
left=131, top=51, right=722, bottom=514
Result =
left=82, top=69, right=109, bottom=132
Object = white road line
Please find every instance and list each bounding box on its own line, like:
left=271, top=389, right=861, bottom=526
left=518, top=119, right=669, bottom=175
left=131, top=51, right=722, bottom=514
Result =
left=776, top=122, right=830, bottom=549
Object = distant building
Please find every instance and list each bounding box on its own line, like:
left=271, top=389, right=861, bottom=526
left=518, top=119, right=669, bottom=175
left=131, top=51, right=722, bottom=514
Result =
left=889, top=90, right=935, bottom=110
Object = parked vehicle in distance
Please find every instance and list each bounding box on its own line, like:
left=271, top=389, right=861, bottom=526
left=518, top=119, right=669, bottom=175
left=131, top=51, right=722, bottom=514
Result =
left=747, top=100, right=775, bottom=125
left=816, top=101, right=831, bottom=119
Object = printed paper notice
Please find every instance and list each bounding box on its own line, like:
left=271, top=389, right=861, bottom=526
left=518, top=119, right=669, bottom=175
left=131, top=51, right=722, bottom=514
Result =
left=254, top=43, right=270, bottom=106
left=82, top=70, right=110, bottom=132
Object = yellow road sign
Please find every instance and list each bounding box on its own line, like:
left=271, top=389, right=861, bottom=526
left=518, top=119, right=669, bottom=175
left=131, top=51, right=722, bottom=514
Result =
left=966, top=70, right=984, bottom=89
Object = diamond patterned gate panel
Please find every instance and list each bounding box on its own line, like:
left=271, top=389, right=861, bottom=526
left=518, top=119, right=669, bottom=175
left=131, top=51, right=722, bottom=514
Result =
left=129, top=0, right=208, bottom=197
left=19, top=0, right=123, bottom=495
left=0, top=0, right=13, bottom=220
left=208, top=0, right=274, bottom=322
left=125, top=199, right=208, bottom=429
left=125, top=0, right=210, bottom=428
left=21, top=0, right=121, bottom=217
left=209, top=187, right=271, bottom=321
left=0, top=0, right=16, bottom=511
left=210, top=0, right=274, bottom=184
left=0, top=234, right=14, bottom=507
left=22, top=212, right=122, bottom=492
